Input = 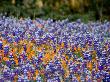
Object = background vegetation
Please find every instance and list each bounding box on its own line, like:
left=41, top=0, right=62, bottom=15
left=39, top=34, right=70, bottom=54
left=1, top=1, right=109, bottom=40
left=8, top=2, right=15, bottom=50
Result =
left=0, top=0, right=110, bottom=22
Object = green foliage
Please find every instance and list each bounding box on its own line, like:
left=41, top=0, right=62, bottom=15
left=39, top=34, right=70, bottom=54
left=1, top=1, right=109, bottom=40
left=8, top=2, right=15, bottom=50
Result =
left=0, top=0, right=110, bottom=21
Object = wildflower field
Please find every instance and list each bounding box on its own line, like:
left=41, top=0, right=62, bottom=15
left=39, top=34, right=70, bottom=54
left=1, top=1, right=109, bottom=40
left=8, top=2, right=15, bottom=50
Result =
left=0, top=16, right=110, bottom=82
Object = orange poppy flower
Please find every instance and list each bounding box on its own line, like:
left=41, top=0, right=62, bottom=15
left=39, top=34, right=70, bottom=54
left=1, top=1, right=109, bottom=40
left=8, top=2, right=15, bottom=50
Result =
left=35, top=70, right=39, bottom=77
left=14, top=75, right=18, bottom=82
left=27, top=54, right=32, bottom=60
left=0, top=50, right=4, bottom=56
left=74, top=47, right=77, bottom=51
left=3, top=57, right=9, bottom=61
left=61, top=60, right=67, bottom=68
left=13, top=42, right=17, bottom=46
left=87, top=61, right=93, bottom=70
left=3, top=40, right=7, bottom=45
left=14, top=59, right=18, bottom=65
left=28, top=71, right=31, bottom=80
left=30, top=50, right=35, bottom=57
left=38, top=47, right=42, bottom=52
left=65, top=69, right=70, bottom=78
left=26, top=47, right=31, bottom=53
left=51, top=52, right=55, bottom=60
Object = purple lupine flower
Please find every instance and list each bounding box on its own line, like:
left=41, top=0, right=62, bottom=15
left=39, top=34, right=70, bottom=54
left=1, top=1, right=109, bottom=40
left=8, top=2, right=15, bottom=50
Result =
left=4, top=45, right=9, bottom=55
left=0, top=41, right=3, bottom=50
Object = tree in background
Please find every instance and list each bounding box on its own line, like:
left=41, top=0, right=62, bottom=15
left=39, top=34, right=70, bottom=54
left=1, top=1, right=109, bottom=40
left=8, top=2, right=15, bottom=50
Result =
left=0, top=0, right=110, bottom=21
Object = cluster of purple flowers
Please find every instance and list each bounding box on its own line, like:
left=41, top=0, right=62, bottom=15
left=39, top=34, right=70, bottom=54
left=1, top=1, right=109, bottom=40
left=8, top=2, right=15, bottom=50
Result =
left=0, top=16, right=110, bottom=82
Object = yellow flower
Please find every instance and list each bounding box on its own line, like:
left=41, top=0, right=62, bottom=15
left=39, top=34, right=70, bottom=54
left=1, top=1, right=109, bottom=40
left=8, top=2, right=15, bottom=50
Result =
left=77, top=47, right=81, bottom=51
left=61, top=42, right=64, bottom=48
left=56, top=46, right=60, bottom=52
left=19, top=40, right=23, bottom=45
left=14, top=47, right=18, bottom=53
left=23, top=40, right=28, bottom=44
left=61, top=60, right=67, bottom=68
left=65, top=70, right=69, bottom=78
left=65, top=55, right=69, bottom=60
left=77, top=75, right=80, bottom=81
left=19, top=48, right=24, bottom=54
